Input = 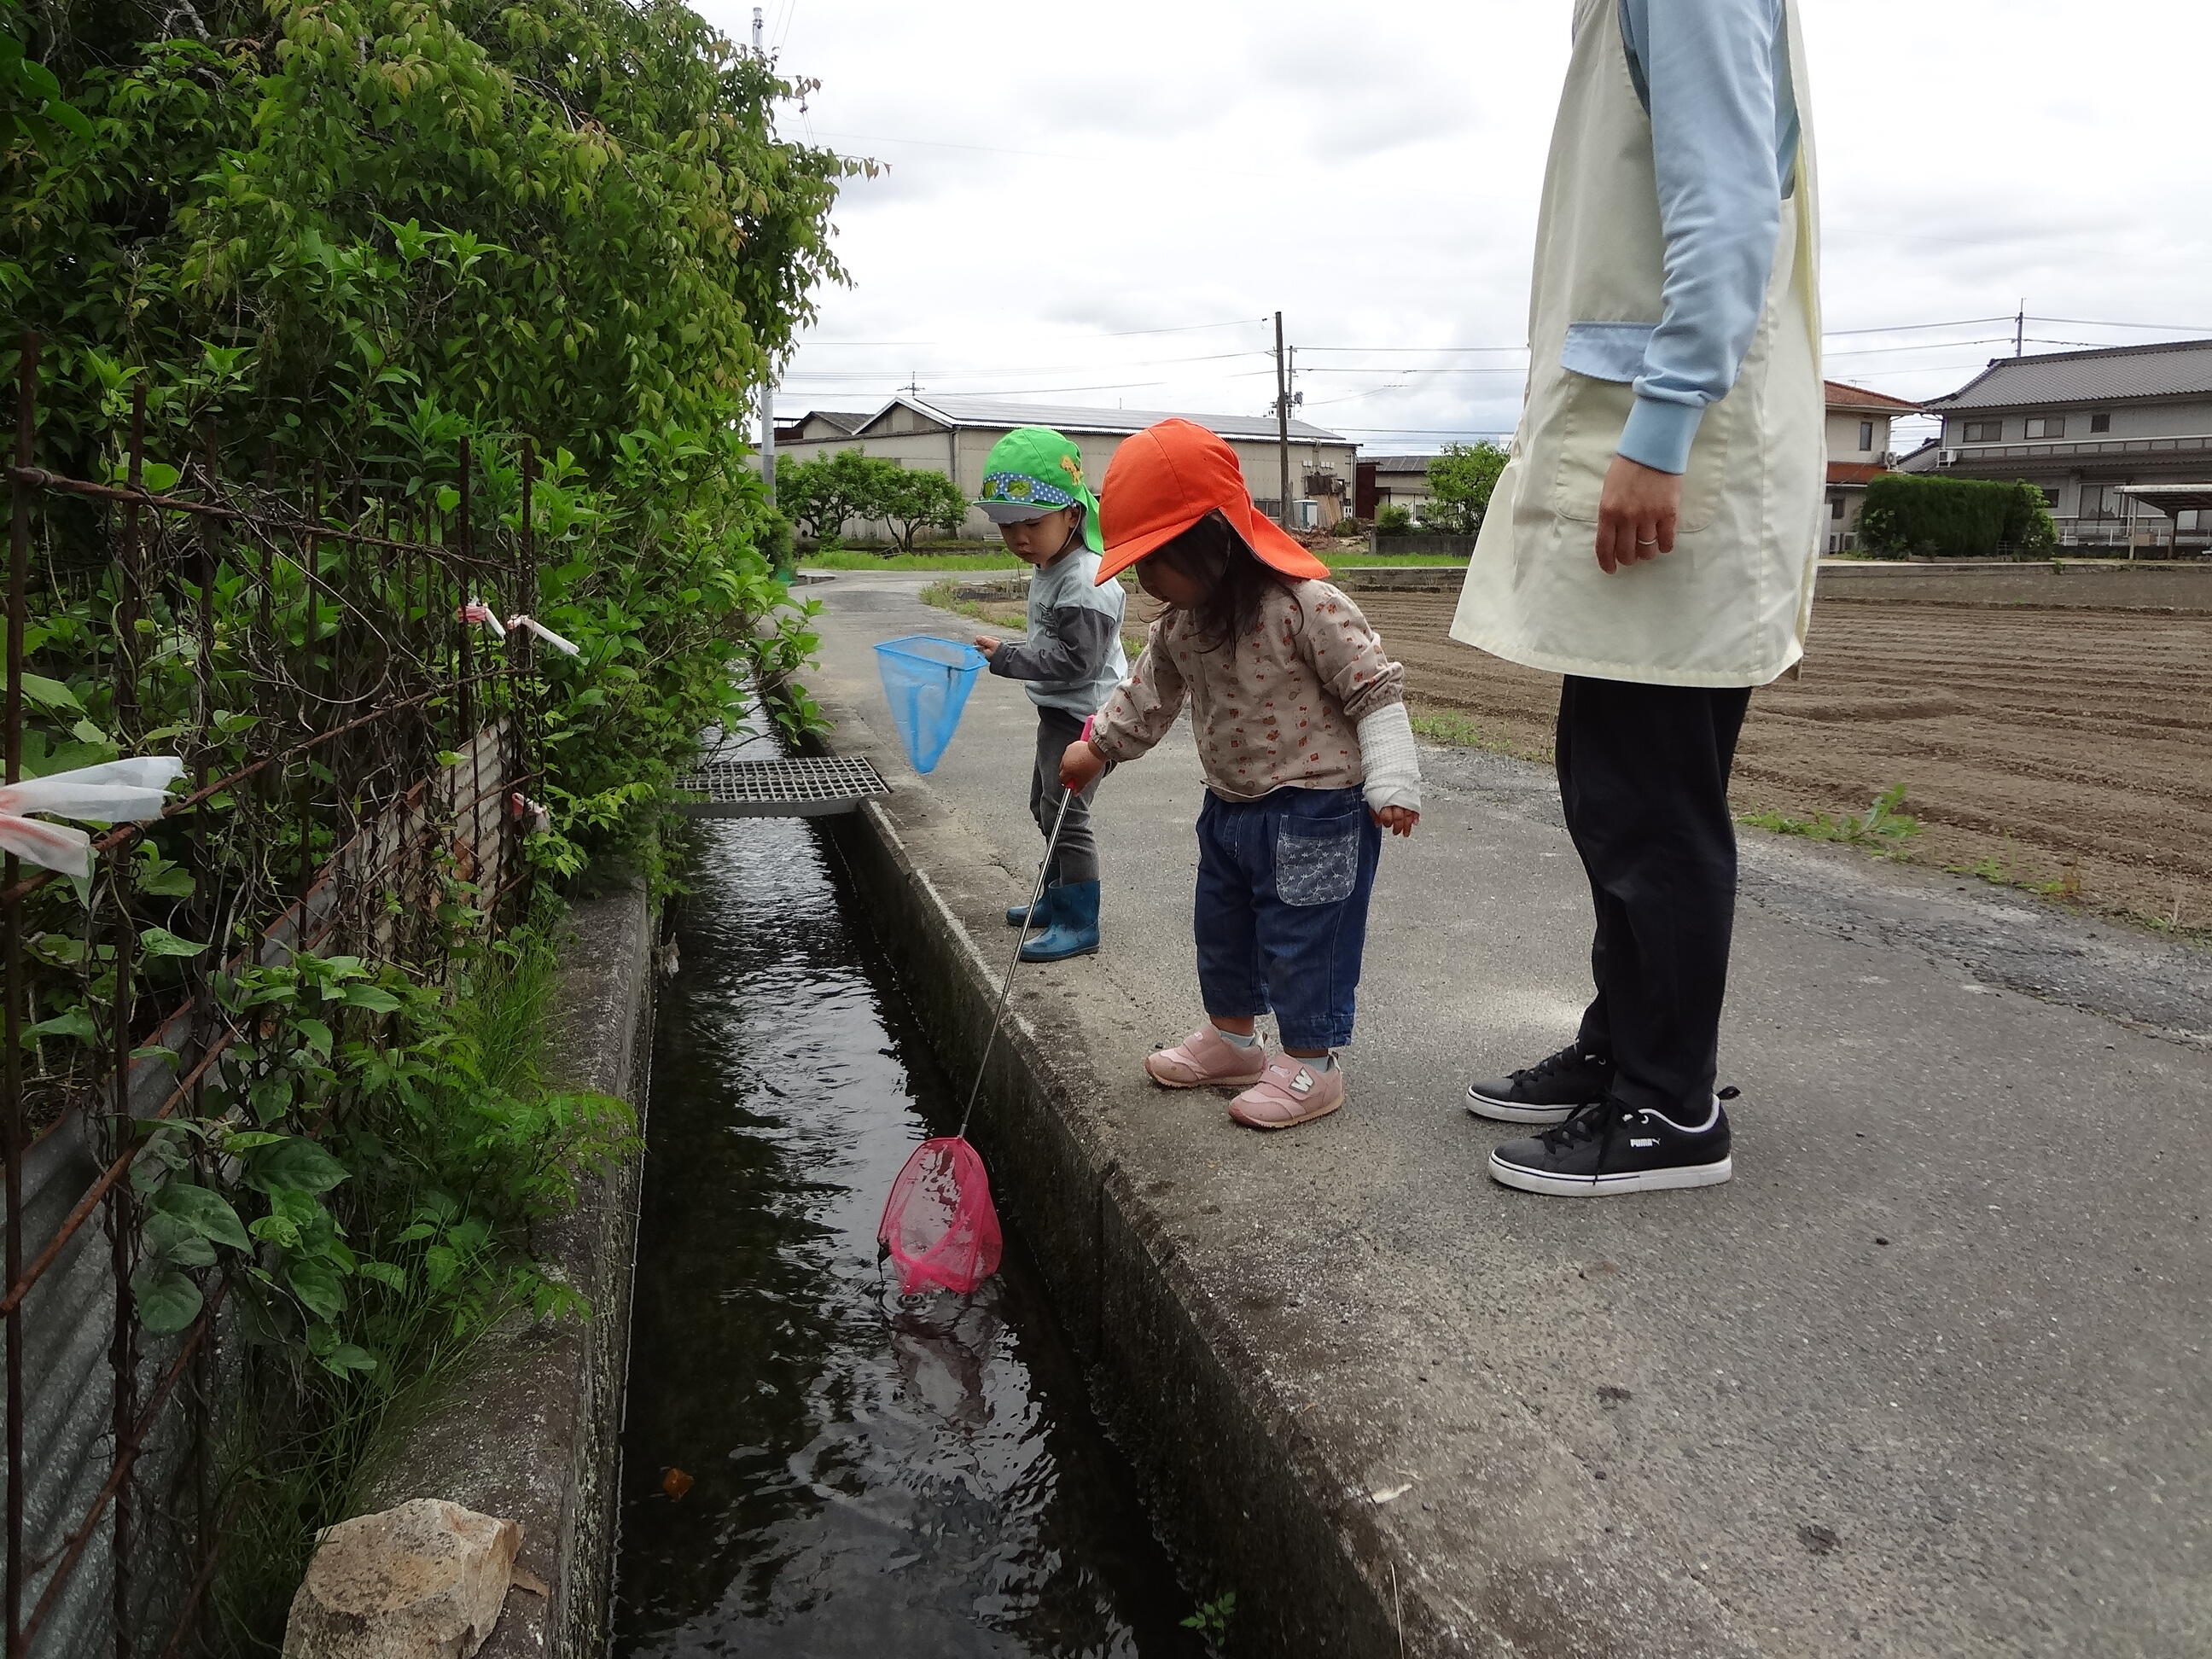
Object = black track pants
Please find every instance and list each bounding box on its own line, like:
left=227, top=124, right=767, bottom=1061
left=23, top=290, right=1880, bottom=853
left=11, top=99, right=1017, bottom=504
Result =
left=1557, top=675, right=1753, bottom=1119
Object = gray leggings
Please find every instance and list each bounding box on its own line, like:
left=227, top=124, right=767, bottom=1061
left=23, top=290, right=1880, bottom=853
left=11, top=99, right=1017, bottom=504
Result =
left=1030, top=706, right=1102, bottom=886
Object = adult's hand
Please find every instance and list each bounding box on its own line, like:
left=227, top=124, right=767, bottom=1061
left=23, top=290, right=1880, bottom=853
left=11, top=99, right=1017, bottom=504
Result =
left=973, top=634, right=1002, bottom=656
left=1059, top=739, right=1107, bottom=795
left=1595, top=455, right=1683, bottom=573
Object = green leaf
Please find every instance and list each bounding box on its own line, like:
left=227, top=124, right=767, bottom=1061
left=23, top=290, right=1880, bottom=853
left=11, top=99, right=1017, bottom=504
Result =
left=144, top=1211, right=218, bottom=1268
left=25, top=1010, right=96, bottom=1045
left=244, top=1137, right=349, bottom=1195
left=19, top=673, right=82, bottom=713
left=248, top=1078, right=293, bottom=1124
left=294, top=1017, right=334, bottom=1057
left=136, top=927, right=207, bottom=958
left=137, top=463, right=182, bottom=493
left=358, top=1260, right=406, bottom=1291
left=423, top=1243, right=459, bottom=1290
left=288, top=1256, right=346, bottom=1321
left=341, top=984, right=403, bottom=1013
left=153, top=1182, right=252, bottom=1250
left=250, top=1213, right=301, bottom=1249
left=135, top=1266, right=204, bottom=1335
left=316, top=1341, right=377, bottom=1377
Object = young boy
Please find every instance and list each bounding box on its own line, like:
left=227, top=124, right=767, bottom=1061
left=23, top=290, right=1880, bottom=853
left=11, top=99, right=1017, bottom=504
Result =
left=968, top=427, right=1127, bottom=963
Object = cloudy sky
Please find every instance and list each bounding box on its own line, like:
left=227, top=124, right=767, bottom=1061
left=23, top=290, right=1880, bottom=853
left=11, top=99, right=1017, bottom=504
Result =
left=701, top=0, right=2212, bottom=453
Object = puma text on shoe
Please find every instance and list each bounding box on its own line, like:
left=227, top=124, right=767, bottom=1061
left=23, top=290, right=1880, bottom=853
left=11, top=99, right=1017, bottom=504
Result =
left=1464, top=1044, right=1615, bottom=1125
left=1487, top=1097, right=1732, bottom=1196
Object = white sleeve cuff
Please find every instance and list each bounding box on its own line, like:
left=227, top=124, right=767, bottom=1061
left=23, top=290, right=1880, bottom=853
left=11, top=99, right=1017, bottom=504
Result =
left=1355, top=701, right=1421, bottom=815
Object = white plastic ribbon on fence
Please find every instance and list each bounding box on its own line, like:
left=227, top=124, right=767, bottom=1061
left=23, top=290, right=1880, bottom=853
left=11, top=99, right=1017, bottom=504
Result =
left=0, top=756, right=186, bottom=878
left=506, top=615, right=581, bottom=657
left=458, top=598, right=508, bottom=634
left=508, top=792, right=553, bottom=835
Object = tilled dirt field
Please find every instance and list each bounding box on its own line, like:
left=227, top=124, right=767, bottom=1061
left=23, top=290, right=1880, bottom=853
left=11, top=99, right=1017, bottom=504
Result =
left=1357, top=591, right=2212, bottom=932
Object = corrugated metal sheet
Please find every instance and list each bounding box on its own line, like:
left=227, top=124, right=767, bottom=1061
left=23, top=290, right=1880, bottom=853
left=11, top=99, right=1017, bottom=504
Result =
left=1929, top=339, right=2212, bottom=410
left=882, top=393, right=1348, bottom=445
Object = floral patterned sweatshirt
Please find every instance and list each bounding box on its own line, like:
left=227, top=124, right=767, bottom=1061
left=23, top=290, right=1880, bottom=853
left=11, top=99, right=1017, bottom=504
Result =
left=1090, top=579, right=1408, bottom=802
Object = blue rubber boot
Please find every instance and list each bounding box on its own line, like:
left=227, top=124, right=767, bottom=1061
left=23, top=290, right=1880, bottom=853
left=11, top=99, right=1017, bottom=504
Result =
left=1019, top=881, right=1099, bottom=962
left=1006, top=867, right=1065, bottom=929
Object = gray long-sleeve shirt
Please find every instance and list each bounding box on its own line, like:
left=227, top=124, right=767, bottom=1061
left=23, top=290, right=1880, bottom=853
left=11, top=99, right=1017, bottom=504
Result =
left=1612, top=0, right=1804, bottom=475
left=986, top=544, right=1127, bottom=717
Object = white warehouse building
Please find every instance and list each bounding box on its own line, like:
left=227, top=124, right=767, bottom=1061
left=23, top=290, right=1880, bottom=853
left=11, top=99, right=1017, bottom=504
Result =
left=773, top=395, right=1357, bottom=540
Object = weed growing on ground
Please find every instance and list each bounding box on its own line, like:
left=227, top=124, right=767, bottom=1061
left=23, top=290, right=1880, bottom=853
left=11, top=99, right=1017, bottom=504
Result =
left=1182, top=1591, right=1237, bottom=1649
left=1406, top=703, right=1553, bottom=764
left=1740, top=783, right=1922, bottom=852
left=210, top=911, right=639, bottom=1649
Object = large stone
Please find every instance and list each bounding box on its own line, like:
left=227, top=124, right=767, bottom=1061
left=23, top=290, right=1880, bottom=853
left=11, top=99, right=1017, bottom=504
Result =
left=282, top=1498, right=521, bottom=1659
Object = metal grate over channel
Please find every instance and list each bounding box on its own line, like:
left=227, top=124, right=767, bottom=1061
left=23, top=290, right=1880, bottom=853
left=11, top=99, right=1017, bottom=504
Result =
left=672, top=754, right=890, bottom=818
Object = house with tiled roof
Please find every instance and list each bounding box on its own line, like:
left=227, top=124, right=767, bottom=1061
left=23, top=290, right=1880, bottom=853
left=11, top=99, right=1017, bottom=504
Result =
left=1918, top=339, right=2212, bottom=553
left=1822, top=381, right=1922, bottom=553
left=774, top=395, right=1355, bottom=538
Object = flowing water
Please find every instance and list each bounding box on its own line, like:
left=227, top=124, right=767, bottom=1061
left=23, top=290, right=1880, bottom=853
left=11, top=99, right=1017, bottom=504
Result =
left=612, top=815, right=1203, bottom=1658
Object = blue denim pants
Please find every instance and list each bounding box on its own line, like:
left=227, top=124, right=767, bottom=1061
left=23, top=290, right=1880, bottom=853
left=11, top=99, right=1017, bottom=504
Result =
left=1193, top=785, right=1382, bottom=1051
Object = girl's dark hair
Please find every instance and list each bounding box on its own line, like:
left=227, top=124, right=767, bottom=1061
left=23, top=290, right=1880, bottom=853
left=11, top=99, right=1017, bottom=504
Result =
left=1148, top=510, right=1288, bottom=652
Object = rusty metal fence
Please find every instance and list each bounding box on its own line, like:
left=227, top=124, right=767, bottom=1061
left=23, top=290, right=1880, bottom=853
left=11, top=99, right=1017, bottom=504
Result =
left=2, top=331, right=553, bottom=1656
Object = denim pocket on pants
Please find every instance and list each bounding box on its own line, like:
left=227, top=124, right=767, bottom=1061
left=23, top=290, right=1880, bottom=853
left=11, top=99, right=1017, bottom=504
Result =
left=1274, top=811, right=1361, bottom=906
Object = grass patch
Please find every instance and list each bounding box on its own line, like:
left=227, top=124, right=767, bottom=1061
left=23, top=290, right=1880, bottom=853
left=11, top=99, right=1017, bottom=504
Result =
left=1406, top=703, right=1551, bottom=763
left=1323, top=550, right=1471, bottom=568
left=1740, top=783, right=1922, bottom=852
left=920, top=578, right=1148, bottom=660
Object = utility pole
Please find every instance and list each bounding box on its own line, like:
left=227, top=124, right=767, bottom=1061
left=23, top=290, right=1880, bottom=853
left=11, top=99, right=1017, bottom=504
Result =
left=2015, top=300, right=2025, bottom=358
left=760, top=393, right=776, bottom=507
left=753, top=9, right=770, bottom=510
left=1274, top=311, right=1292, bottom=530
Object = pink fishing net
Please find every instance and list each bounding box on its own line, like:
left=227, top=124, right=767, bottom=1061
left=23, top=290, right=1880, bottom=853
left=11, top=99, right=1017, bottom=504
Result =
left=877, top=1137, right=1003, bottom=1296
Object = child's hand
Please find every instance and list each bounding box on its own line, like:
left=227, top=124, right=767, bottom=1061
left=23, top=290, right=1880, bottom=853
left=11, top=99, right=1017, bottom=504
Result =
left=1374, top=806, right=1418, bottom=837
left=1059, top=739, right=1107, bottom=794
left=973, top=634, right=1002, bottom=656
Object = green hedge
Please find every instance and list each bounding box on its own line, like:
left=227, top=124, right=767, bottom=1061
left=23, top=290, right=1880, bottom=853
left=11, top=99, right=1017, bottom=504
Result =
left=1858, top=474, right=2058, bottom=560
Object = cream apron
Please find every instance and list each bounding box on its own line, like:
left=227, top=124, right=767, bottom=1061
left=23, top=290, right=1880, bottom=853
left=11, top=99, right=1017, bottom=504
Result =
left=1448, top=0, right=1824, bottom=690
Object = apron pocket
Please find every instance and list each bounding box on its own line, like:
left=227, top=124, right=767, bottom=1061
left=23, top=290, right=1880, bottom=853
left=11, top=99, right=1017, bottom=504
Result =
left=1274, top=811, right=1361, bottom=907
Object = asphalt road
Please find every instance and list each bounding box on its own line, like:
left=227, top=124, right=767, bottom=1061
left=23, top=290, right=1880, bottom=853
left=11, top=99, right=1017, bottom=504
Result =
left=802, top=568, right=2211, bottom=1659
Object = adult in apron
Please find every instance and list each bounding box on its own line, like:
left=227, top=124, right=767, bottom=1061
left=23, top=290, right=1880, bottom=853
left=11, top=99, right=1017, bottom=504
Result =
left=1454, top=0, right=1823, bottom=1196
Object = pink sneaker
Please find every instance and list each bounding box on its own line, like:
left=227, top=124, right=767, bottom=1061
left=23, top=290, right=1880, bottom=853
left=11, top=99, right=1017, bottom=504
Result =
left=1144, top=1024, right=1268, bottom=1089
left=1228, top=1057, right=1345, bottom=1131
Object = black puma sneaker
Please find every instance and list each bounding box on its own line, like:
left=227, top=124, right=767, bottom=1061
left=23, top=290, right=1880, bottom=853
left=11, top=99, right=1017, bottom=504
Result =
left=1464, top=1044, right=1615, bottom=1124
left=1487, top=1093, right=1735, bottom=1197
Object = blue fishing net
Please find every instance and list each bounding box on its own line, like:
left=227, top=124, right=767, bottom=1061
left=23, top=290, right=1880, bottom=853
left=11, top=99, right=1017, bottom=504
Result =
left=873, top=636, right=987, bottom=774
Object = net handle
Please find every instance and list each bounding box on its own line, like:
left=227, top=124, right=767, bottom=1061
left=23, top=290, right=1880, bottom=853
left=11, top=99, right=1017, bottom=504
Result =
left=957, top=716, right=1101, bottom=1138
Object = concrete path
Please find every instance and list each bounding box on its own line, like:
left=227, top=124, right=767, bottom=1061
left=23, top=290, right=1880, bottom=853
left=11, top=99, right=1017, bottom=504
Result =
left=800, top=568, right=2210, bottom=1659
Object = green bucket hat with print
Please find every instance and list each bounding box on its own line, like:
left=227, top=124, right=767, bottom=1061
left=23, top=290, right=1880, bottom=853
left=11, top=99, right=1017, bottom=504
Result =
left=974, top=427, right=1104, bottom=553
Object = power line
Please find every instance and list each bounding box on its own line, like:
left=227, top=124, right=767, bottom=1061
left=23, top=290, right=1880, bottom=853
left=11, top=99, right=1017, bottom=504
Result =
left=2031, top=315, right=2212, bottom=334
left=791, top=318, right=1267, bottom=349
left=807, top=129, right=1289, bottom=180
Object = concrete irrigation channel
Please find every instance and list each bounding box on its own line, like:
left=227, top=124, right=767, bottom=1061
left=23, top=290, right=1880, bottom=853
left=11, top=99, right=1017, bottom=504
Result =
left=800, top=567, right=2212, bottom=1658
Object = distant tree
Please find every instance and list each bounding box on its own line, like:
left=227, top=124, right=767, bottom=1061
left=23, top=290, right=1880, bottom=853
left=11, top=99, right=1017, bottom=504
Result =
left=780, top=448, right=891, bottom=543
left=1419, top=441, right=1509, bottom=535
left=1375, top=504, right=1415, bottom=537
left=879, top=466, right=969, bottom=550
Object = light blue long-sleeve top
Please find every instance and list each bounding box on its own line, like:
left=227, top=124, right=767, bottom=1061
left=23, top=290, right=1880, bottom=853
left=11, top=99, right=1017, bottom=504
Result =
left=1613, top=0, right=1803, bottom=476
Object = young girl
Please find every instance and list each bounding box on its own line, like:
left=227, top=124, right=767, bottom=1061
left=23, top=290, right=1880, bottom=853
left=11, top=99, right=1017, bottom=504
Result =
left=1059, top=420, right=1419, bottom=1131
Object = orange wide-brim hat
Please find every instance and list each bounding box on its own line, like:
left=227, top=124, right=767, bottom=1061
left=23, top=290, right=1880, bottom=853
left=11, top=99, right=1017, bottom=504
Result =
left=1095, top=418, right=1330, bottom=585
